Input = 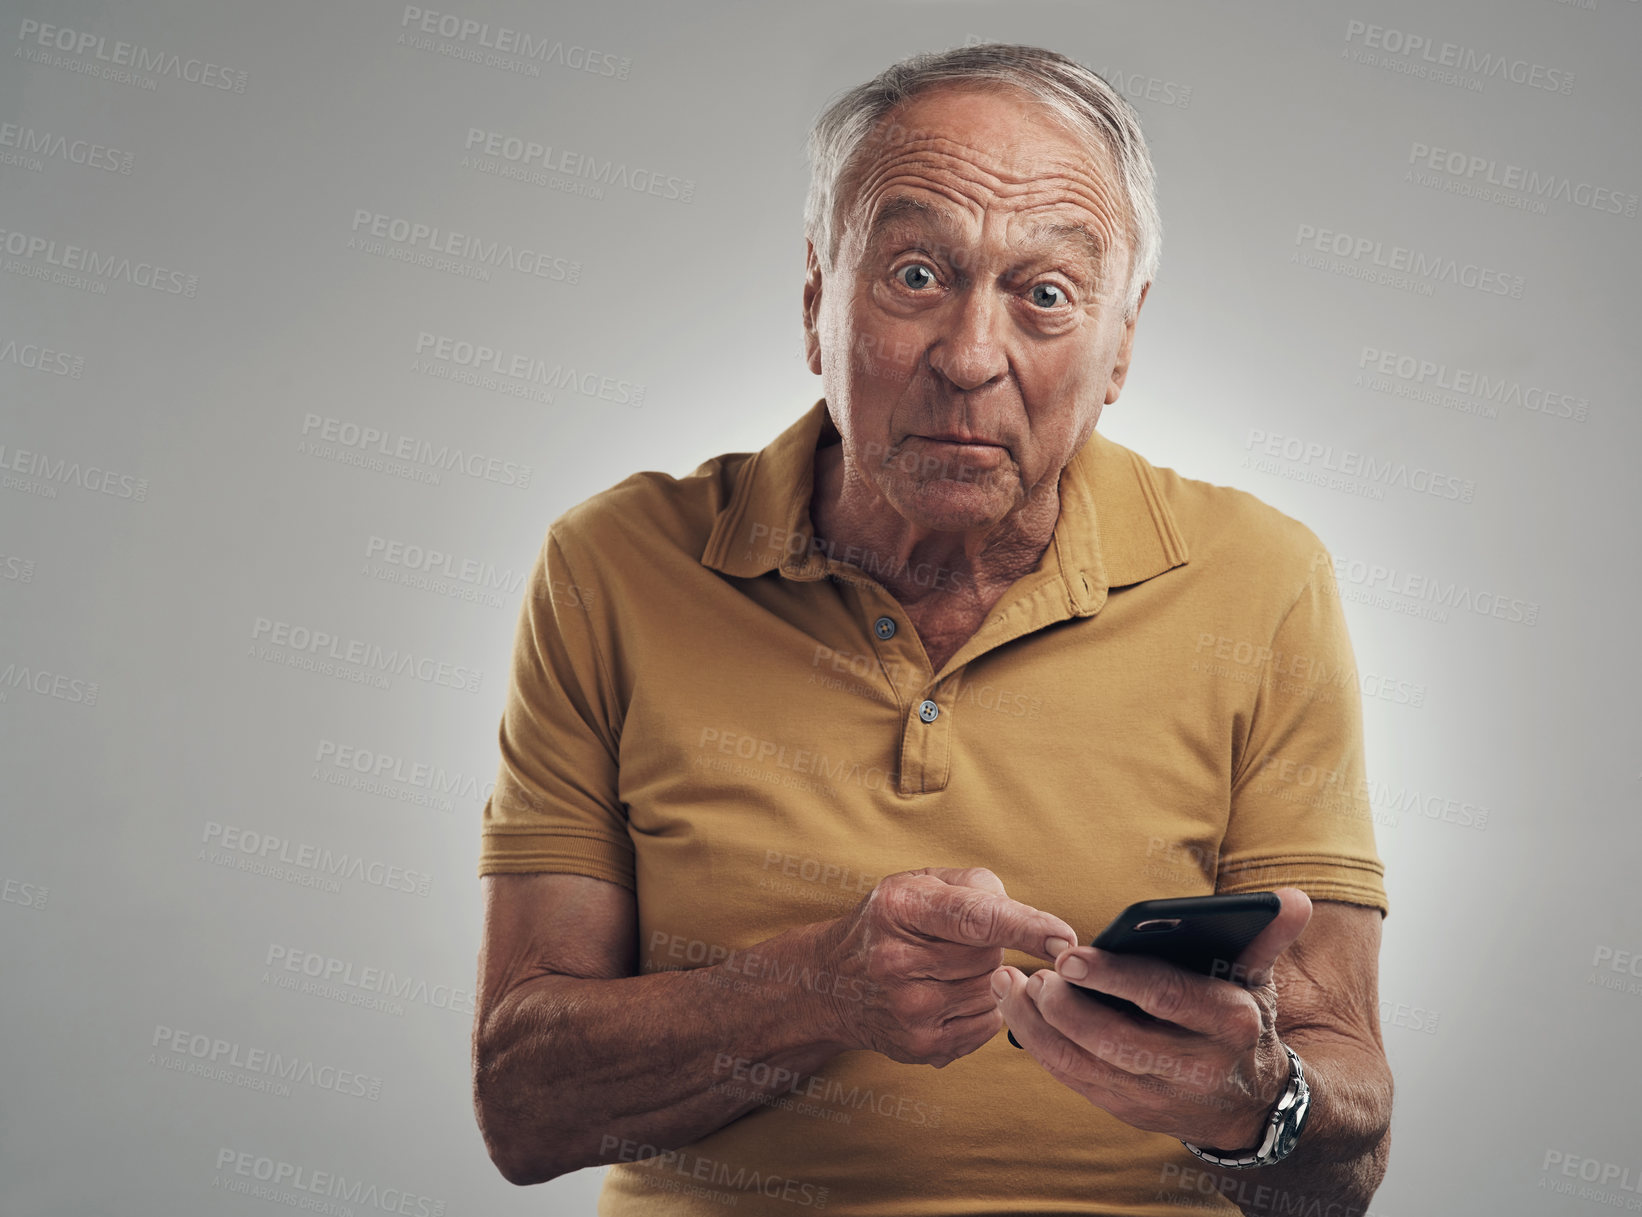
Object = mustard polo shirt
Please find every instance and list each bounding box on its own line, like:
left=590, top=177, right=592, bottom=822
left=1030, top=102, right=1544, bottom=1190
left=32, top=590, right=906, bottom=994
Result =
left=479, top=398, right=1388, bottom=1216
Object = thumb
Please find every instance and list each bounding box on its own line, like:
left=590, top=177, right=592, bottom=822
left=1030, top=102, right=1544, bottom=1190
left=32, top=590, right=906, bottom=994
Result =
left=1233, top=888, right=1312, bottom=988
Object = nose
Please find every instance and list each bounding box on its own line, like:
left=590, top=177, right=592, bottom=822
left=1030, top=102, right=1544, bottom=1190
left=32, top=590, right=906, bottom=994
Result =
left=926, top=286, right=1009, bottom=392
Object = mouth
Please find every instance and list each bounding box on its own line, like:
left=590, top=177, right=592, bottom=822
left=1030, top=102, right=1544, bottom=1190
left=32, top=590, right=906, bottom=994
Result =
left=916, top=432, right=1003, bottom=447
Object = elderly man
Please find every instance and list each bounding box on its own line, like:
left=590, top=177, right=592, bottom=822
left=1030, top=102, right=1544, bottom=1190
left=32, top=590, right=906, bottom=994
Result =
left=472, top=42, right=1391, bottom=1216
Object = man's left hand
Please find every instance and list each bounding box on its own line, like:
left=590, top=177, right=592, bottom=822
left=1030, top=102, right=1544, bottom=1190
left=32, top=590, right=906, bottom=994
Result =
left=991, top=887, right=1313, bottom=1150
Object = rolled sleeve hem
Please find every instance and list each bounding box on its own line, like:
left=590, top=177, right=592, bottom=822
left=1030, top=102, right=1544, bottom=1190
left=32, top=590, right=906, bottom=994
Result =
left=1216, top=853, right=1389, bottom=917
left=477, top=829, right=635, bottom=891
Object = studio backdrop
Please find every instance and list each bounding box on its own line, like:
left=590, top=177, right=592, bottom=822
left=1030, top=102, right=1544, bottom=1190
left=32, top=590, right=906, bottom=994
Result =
left=2, top=0, right=1638, bottom=1213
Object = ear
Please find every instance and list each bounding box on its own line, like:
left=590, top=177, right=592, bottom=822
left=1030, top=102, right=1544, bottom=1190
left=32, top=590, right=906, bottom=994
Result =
left=1105, top=279, right=1149, bottom=405
left=803, top=239, right=824, bottom=377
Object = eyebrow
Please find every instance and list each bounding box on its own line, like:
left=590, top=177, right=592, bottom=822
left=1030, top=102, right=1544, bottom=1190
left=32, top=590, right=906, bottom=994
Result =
left=1020, top=219, right=1107, bottom=275
left=863, top=194, right=1107, bottom=277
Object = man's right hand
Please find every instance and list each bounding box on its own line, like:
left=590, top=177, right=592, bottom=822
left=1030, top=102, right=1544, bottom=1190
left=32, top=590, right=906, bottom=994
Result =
left=815, top=867, right=1077, bottom=1067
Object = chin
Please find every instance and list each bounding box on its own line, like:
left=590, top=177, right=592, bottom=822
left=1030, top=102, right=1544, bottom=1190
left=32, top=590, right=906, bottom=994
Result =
left=889, top=479, right=1014, bottom=532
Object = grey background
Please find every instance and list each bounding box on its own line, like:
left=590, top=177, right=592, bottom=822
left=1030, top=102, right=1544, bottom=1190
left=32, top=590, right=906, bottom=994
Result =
left=2, top=0, right=1638, bottom=1213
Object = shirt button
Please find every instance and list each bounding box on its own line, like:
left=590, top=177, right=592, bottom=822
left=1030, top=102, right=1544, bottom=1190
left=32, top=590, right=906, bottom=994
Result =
left=918, top=700, right=939, bottom=723
left=874, top=616, right=896, bottom=640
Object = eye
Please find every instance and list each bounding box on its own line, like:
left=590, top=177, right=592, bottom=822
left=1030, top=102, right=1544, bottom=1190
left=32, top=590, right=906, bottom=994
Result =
left=896, top=262, right=937, bottom=291
left=1029, top=282, right=1068, bottom=309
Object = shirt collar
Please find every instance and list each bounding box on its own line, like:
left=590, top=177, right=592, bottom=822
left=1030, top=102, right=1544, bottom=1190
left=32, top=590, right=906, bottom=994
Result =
left=700, top=398, right=1188, bottom=612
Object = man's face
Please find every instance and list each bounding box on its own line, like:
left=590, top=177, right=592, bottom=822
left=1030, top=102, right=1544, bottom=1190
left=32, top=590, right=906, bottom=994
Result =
left=803, top=84, right=1147, bottom=534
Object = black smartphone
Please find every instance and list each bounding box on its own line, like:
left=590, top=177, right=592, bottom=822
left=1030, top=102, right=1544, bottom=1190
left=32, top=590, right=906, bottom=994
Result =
left=1006, top=892, right=1280, bottom=1047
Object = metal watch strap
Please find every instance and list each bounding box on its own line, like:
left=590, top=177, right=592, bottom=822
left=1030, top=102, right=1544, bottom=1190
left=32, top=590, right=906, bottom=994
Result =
left=1182, top=1044, right=1311, bottom=1169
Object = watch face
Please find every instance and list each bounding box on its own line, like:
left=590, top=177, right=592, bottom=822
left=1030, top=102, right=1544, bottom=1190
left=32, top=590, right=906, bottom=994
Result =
left=1272, top=1067, right=1312, bottom=1160
left=1186, top=1047, right=1310, bottom=1168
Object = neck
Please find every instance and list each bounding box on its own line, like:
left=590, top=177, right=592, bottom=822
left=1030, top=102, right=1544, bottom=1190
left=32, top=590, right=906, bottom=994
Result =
left=808, top=440, right=1060, bottom=609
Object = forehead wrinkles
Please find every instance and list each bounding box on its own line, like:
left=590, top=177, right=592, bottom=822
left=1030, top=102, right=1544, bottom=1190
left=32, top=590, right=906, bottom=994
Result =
left=848, top=137, right=1127, bottom=255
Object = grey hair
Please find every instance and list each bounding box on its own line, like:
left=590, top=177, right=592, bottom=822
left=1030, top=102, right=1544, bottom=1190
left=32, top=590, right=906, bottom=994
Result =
left=803, top=42, right=1161, bottom=320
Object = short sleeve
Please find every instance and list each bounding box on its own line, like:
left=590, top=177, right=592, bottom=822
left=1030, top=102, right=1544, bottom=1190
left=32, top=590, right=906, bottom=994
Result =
left=1216, top=551, right=1389, bottom=916
left=477, top=526, right=634, bottom=889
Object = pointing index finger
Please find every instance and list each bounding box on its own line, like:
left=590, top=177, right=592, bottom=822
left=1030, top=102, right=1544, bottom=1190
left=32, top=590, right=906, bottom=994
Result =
left=899, top=876, right=1076, bottom=959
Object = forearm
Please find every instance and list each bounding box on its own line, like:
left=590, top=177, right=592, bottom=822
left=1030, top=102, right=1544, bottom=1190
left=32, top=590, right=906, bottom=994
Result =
left=474, top=917, right=852, bottom=1185
left=1189, top=1035, right=1392, bottom=1217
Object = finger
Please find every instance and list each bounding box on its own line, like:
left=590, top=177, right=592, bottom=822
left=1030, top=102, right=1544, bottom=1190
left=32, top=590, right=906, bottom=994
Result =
left=1055, top=949, right=1261, bottom=1038
left=941, top=976, right=1011, bottom=1024
left=896, top=942, right=1013, bottom=982
left=994, top=966, right=1096, bottom=1072
left=893, top=875, right=1076, bottom=959
left=1017, top=972, right=1259, bottom=1141
left=1028, top=970, right=1206, bottom=1081
left=928, top=1006, right=1008, bottom=1066
left=903, top=865, right=1008, bottom=897
left=1231, top=887, right=1313, bottom=987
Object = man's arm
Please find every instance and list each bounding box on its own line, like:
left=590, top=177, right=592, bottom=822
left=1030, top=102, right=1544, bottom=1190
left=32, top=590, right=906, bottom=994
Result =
left=1166, top=900, right=1392, bottom=1215
left=471, top=872, right=848, bottom=1185
left=472, top=867, right=1078, bottom=1186
left=994, top=895, right=1392, bottom=1215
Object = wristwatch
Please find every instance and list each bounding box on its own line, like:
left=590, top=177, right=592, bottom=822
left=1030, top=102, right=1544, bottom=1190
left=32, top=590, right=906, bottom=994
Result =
left=1182, top=1043, right=1311, bottom=1168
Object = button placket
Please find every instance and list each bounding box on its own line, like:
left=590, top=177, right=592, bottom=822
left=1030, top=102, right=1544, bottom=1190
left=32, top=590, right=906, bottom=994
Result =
left=826, top=576, right=966, bottom=796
